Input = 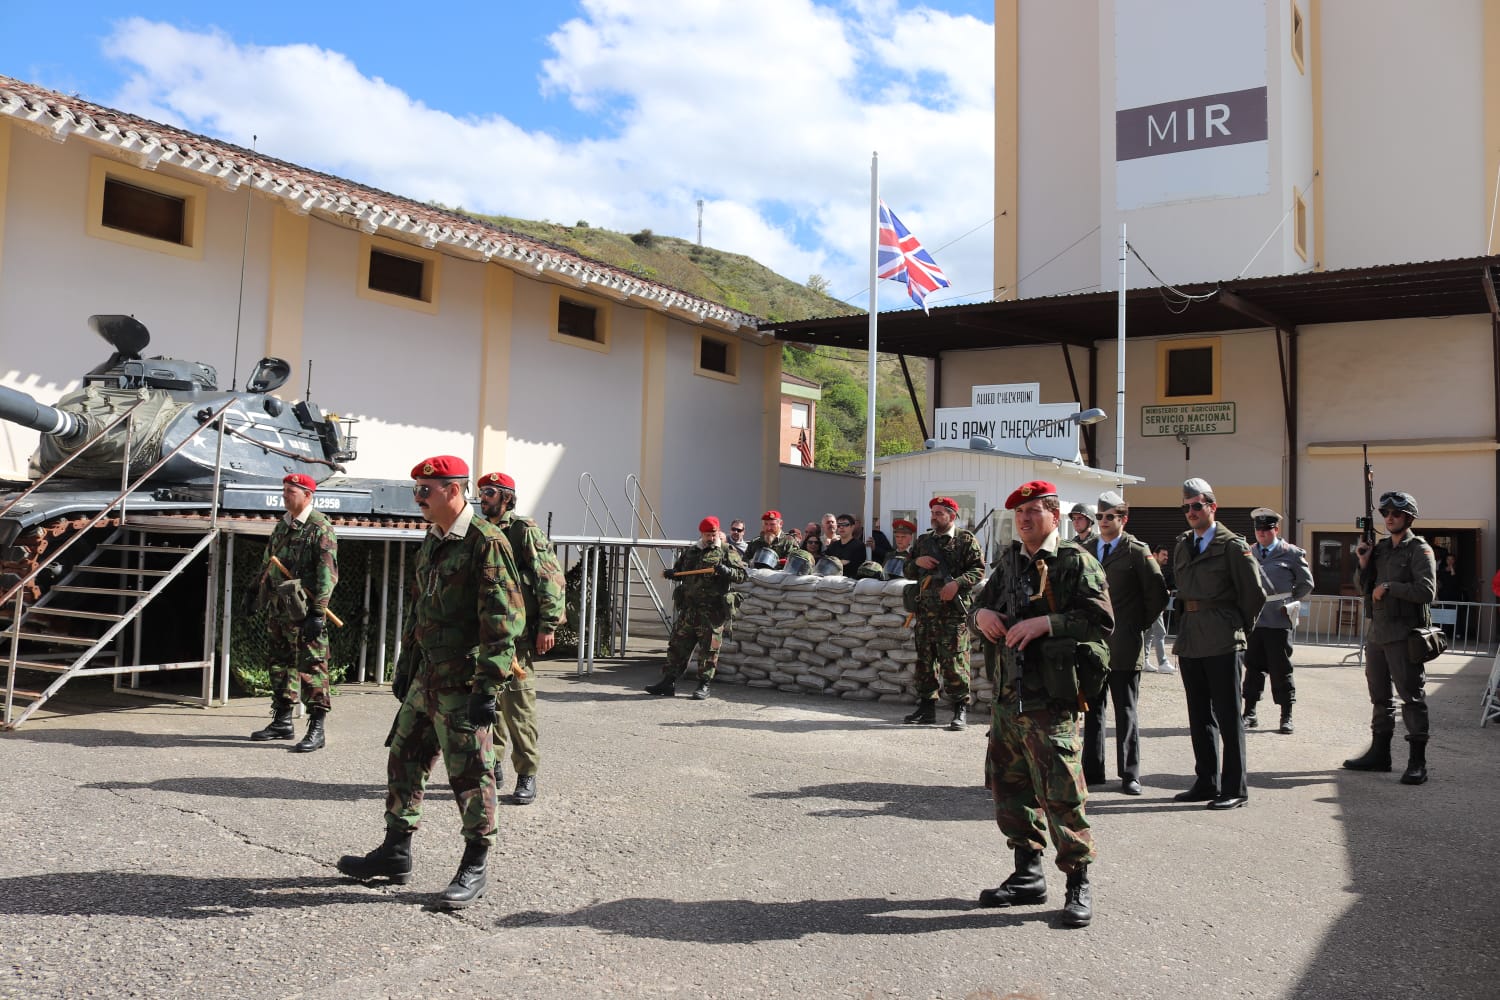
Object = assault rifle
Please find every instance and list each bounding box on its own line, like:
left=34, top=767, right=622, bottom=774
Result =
left=1354, top=444, right=1376, bottom=550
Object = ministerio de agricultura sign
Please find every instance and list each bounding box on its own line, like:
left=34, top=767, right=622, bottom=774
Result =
left=1141, top=402, right=1236, bottom=437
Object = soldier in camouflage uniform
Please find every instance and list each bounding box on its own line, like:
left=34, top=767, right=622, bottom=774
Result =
left=646, top=515, right=747, bottom=700
left=246, top=473, right=338, bottom=752
left=478, top=471, right=565, bottom=806
left=743, top=510, right=798, bottom=569
left=903, top=497, right=984, bottom=730
left=970, top=480, right=1112, bottom=929
left=337, top=456, right=525, bottom=910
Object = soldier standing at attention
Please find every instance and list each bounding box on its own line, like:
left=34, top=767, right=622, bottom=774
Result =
left=477, top=471, right=565, bottom=806
left=1083, top=491, right=1168, bottom=796
left=646, top=516, right=748, bottom=700
left=1241, top=508, right=1314, bottom=735
left=903, top=497, right=985, bottom=730
left=743, top=510, right=797, bottom=568
left=1171, top=478, right=1267, bottom=811
left=1068, top=503, right=1099, bottom=549
left=970, top=480, right=1112, bottom=928
left=337, top=456, right=525, bottom=909
left=1343, top=490, right=1437, bottom=785
left=246, top=473, right=338, bottom=752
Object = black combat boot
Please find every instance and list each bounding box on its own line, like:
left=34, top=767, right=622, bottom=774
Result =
left=692, top=679, right=711, bottom=700
left=250, top=703, right=295, bottom=741
left=978, top=847, right=1048, bottom=907
left=1400, top=738, right=1428, bottom=785
left=510, top=774, right=537, bottom=805
left=291, top=709, right=326, bottom=753
left=1342, top=732, right=1393, bottom=772
left=1061, top=867, right=1093, bottom=927
left=948, top=701, right=968, bottom=731
left=644, top=677, right=676, bottom=697
left=336, top=829, right=414, bottom=884
left=1242, top=702, right=1258, bottom=729
left=440, top=841, right=489, bottom=909
left=1278, top=707, right=1294, bottom=735
left=903, top=700, right=937, bottom=725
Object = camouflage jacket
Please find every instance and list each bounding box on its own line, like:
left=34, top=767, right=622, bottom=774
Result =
left=669, top=542, right=747, bottom=613
left=258, top=508, right=338, bottom=621
left=1171, top=524, right=1268, bottom=657
left=904, top=528, right=984, bottom=614
left=489, top=510, right=567, bottom=644
left=398, top=506, right=525, bottom=694
left=972, top=534, right=1113, bottom=705
left=1358, top=531, right=1437, bottom=645
left=743, top=533, right=797, bottom=568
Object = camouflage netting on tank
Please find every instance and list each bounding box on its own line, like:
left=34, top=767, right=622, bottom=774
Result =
left=33, top=385, right=184, bottom=479
left=553, top=550, right=613, bottom=657
left=218, top=538, right=407, bottom=697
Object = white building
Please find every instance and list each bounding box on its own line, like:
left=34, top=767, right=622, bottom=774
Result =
left=0, top=75, right=783, bottom=533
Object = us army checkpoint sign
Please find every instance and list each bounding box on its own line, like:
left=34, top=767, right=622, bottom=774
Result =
left=932, top=383, right=1084, bottom=463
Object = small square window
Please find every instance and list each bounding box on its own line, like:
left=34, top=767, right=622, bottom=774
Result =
left=788, top=444, right=802, bottom=464
left=102, top=179, right=187, bottom=245
left=693, top=333, right=739, bottom=382
left=368, top=249, right=428, bottom=301
left=1156, top=338, right=1221, bottom=403
left=790, top=402, right=809, bottom=429
left=558, top=299, right=599, bottom=342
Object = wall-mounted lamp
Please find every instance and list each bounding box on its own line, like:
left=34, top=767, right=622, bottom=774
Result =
left=1023, top=408, right=1108, bottom=464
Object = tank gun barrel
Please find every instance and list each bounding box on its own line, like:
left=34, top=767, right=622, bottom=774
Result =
left=0, top=385, right=85, bottom=440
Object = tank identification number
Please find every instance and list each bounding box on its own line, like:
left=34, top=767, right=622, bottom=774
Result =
left=264, top=494, right=343, bottom=510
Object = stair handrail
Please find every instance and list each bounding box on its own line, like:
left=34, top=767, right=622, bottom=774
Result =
left=576, top=472, right=625, bottom=539
left=0, top=399, right=236, bottom=610
left=0, top=397, right=149, bottom=521
left=623, top=474, right=674, bottom=575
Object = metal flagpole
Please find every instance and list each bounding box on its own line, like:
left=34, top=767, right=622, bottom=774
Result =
left=863, top=152, right=879, bottom=545
left=1116, top=223, right=1127, bottom=489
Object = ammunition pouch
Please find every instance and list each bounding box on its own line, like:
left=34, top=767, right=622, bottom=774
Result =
left=1407, top=625, right=1448, bottom=663
left=1034, top=636, right=1111, bottom=705
left=274, top=578, right=310, bottom=620
left=901, top=583, right=921, bottom=614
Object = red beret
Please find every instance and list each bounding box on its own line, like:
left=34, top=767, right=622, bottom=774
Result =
left=478, top=472, right=515, bottom=490
left=411, top=455, right=469, bottom=479
left=761, top=510, right=782, bottom=521
left=930, top=497, right=959, bottom=513
left=892, top=519, right=917, bottom=532
left=1005, top=480, right=1058, bottom=510
left=282, top=473, right=316, bottom=493
left=699, top=516, right=720, bottom=533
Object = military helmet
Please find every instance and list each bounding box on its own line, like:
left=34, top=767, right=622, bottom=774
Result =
left=750, top=547, right=780, bottom=570
left=814, top=556, right=845, bottom=577
left=784, top=549, right=814, bottom=576
left=854, top=560, right=888, bottom=581
left=1378, top=491, right=1419, bottom=518
left=882, top=553, right=908, bottom=579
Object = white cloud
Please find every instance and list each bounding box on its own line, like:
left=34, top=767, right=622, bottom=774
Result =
left=102, top=2, right=994, bottom=312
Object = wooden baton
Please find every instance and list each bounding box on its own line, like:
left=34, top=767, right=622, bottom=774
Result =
left=268, top=554, right=345, bottom=627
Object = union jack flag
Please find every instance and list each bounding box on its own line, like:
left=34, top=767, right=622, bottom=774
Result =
left=796, top=429, right=814, bottom=467
left=877, top=201, right=950, bottom=313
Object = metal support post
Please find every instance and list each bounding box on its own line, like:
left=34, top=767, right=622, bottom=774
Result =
left=218, top=532, right=235, bottom=705
left=375, top=542, right=390, bottom=684
left=358, top=557, right=372, bottom=683
left=390, top=543, right=406, bottom=684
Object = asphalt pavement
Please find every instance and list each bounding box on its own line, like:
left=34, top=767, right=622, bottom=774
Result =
left=1, top=644, right=1497, bottom=1000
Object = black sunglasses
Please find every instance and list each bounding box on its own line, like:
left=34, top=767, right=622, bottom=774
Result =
left=1181, top=501, right=1209, bottom=512
left=1098, top=512, right=1123, bottom=522
left=730, top=526, right=745, bottom=532
left=412, top=483, right=452, bottom=499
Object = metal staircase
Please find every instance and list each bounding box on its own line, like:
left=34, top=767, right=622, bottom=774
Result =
left=3, top=525, right=217, bottom=728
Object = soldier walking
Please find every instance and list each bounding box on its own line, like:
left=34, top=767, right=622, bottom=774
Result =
left=1170, top=478, right=1268, bottom=811
left=337, top=456, right=525, bottom=909
left=646, top=516, right=747, bottom=700
left=971, top=479, right=1112, bottom=928
left=1343, top=490, right=1437, bottom=784
left=903, top=497, right=985, bottom=730
left=478, top=471, right=565, bottom=806
left=246, top=473, right=338, bottom=752
left=1241, top=508, right=1314, bottom=735
left=1082, top=491, right=1168, bottom=796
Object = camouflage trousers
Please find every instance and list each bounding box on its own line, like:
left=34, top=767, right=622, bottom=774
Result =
left=385, top=680, right=497, bottom=846
left=267, top=617, right=331, bottom=712
left=663, top=604, right=725, bottom=681
left=913, top=610, right=971, bottom=704
left=986, top=700, right=1094, bottom=873
left=492, top=649, right=539, bottom=777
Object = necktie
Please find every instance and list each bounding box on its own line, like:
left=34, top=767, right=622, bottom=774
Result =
left=1101, top=542, right=1112, bottom=560
left=1198, top=537, right=1207, bottom=555
left=1260, top=546, right=1268, bottom=559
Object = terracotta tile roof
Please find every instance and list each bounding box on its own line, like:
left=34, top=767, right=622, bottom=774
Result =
left=0, top=74, right=760, bottom=333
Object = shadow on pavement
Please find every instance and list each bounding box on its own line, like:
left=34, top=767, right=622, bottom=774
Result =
left=751, top=781, right=991, bottom=822
left=658, top=717, right=895, bottom=734
left=0, top=873, right=389, bottom=918
left=494, top=894, right=1055, bottom=939
left=83, top=777, right=387, bottom=802
left=1, top=728, right=252, bottom=749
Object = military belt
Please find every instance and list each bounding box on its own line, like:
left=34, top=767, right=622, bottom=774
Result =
left=1183, top=599, right=1237, bottom=612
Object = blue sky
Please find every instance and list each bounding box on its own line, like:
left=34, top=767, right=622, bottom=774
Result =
left=0, top=1, right=997, bottom=310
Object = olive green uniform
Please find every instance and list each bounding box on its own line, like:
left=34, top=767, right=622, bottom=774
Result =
left=661, top=542, right=747, bottom=682
left=904, top=527, right=985, bottom=705
left=1357, top=532, right=1437, bottom=741
left=743, top=533, right=798, bottom=569
left=256, top=507, right=338, bottom=711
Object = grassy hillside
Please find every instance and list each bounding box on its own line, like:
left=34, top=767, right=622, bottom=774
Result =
left=463, top=210, right=927, bottom=471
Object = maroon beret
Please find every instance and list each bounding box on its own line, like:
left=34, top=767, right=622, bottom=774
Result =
left=892, top=519, right=917, bottom=533
left=411, top=455, right=469, bottom=479
left=282, top=473, right=316, bottom=493
left=1005, top=480, right=1058, bottom=510
left=929, top=497, right=960, bottom=513
left=478, top=472, right=515, bottom=490
left=699, top=516, right=721, bottom=533
left=761, top=510, right=782, bottom=521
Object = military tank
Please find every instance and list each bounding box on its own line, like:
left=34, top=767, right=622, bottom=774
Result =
left=1, top=314, right=424, bottom=598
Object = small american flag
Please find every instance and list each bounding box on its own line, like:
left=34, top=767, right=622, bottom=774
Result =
left=796, top=429, right=813, bottom=467
left=877, top=201, right=950, bottom=313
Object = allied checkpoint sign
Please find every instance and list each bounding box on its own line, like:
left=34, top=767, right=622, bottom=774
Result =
left=933, top=383, right=1085, bottom=463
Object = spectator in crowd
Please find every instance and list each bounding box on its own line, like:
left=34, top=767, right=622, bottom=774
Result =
left=787, top=527, right=803, bottom=544
left=1436, top=552, right=1464, bottom=603
left=727, top=520, right=749, bottom=554
left=803, top=534, right=825, bottom=559
left=866, top=517, right=894, bottom=566
left=825, top=513, right=867, bottom=576
left=804, top=521, right=821, bottom=546
left=1144, top=544, right=1176, bottom=673
left=819, top=513, right=839, bottom=548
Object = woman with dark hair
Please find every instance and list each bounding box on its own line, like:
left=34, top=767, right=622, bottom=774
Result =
left=803, top=534, right=824, bottom=558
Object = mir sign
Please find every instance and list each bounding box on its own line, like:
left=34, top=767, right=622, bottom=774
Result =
left=934, top=383, right=1084, bottom=463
